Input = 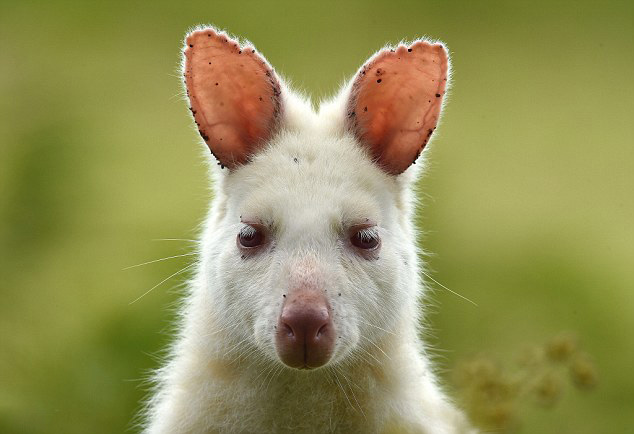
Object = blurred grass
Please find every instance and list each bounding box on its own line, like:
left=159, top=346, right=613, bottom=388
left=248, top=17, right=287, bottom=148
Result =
left=0, top=0, right=632, bottom=432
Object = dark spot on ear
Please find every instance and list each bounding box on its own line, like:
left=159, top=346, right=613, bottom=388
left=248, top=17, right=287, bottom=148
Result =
left=293, top=157, right=299, bottom=163
left=199, top=130, right=209, bottom=142
left=338, top=293, right=341, bottom=296
left=238, top=50, right=242, bottom=54
left=364, top=106, right=367, bottom=112
left=377, top=79, right=382, bottom=83
left=408, top=48, right=412, bottom=52
left=259, top=97, right=263, bottom=101
left=390, top=49, right=395, bottom=52
left=435, top=93, right=441, bottom=97
left=241, top=255, right=246, bottom=259
left=282, top=294, right=286, bottom=298
left=208, top=62, right=211, bottom=65
left=189, top=44, right=193, bottom=48
left=215, top=82, right=219, bottom=86
left=251, top=49, right=255, bottom=53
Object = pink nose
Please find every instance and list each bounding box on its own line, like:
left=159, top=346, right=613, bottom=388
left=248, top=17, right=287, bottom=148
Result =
left=275, top=290, right=335, bottom=369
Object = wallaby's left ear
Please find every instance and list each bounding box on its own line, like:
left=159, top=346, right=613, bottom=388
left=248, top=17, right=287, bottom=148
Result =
left=347, top=41, right=449, bottom=175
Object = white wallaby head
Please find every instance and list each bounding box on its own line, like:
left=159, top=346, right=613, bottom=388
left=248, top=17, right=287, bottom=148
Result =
left=183, top=27, right=450, bottom=371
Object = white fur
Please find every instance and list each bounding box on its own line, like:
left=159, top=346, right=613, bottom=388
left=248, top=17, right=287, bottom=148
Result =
left=144, top=40, right=472, bottom=434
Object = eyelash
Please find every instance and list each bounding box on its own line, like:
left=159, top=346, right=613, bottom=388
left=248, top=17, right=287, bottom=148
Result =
left=239, top=225, right=257, bottom=238
left=357, top=228, right=379, bottom=242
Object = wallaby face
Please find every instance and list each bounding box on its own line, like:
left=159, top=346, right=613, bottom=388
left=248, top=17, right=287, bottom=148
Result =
left=147, top=26, right=471, bottom=433
left=210, top=132, right=411, bottom=370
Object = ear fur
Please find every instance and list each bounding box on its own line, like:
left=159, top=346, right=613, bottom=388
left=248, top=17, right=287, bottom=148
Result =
left=183, top=27, right=282, bottom=169
left=346, top=40, right=450, bottom=175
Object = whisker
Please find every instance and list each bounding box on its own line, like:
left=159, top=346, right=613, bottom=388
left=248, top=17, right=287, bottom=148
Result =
left=421, top=270, right=478, bottom=306
left=235, top=348, right=264, bottom=370
left=260, top=364, right=278, bottom=394
left=265, top=364, right=283, bottom=394
left=199, top=322, right=243, bottom=339
left=350, top=351, right=374, bottom=367
left=335, top=366, right=366, bottom=419
left=353, top=345, right=382, bottom=365
left=151, top=238, right=198, bottom=243
left=253, top=361, right=275, bottom=387
left=357, top=319, right=396, bottom=336
left=224, top=335, right=252, bottom=358
left=129, top=262, right=196, bottom=305
left=360, top=335, right=391, bottom=361
left=123, top=253, right=196, bottom=270
left=330, top=368, right=356, bottom=414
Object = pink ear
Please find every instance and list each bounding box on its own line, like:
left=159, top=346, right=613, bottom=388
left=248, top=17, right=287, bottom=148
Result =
left=184, top=29, right=282, bottom=169
left=347, top=41, right=449, bottom=175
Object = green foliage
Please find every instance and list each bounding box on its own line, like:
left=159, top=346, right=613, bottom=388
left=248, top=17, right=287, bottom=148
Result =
left=1, top=1, right=632, bottom=433
left=453, top=334, right=598, bottom=432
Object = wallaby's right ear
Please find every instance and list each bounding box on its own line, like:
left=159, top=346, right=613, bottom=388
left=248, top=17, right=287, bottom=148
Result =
left=184, top=28, right=282, bottom=169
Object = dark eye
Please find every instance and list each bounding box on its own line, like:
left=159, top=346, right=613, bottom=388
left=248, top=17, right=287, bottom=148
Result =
left=237, top=225, right=265, bottom=248
left=350, top=227, right=380, bottom=250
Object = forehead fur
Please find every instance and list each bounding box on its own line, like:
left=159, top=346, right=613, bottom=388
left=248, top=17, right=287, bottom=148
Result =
left=223, top=130, right=402, bottom=229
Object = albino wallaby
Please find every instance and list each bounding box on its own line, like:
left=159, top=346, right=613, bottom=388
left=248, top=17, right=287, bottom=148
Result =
left=145, top=26, right=472, bottom=433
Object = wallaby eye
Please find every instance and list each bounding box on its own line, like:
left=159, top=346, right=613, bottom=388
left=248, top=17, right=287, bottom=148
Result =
left=350, top=227, right=380, bottom=251
left=237, top=225, right=265, bottom=249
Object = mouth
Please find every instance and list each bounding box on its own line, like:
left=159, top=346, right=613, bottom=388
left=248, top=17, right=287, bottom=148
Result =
left=275, top=339, right=334, bottom=370
left=289, top=360, right=328, bottom=371
left=293, top=364, right=315, bottom=371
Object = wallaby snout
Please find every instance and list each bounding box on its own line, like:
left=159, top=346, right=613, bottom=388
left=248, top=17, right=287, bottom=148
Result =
left=276, top=290, right=334, bottom=369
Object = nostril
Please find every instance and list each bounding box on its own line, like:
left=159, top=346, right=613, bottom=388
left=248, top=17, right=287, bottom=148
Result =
left=281, top=322, right=294, bottom=338
left=316, top=323, right=328, bottom=338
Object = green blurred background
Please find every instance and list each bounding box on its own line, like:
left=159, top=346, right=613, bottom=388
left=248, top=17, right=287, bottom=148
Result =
left=1, top=0, right=632, bottom=432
